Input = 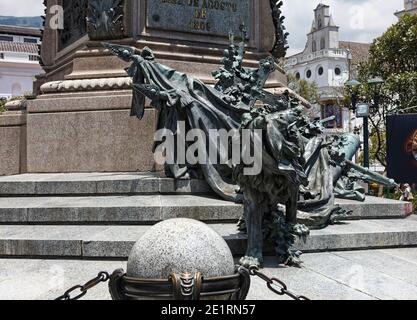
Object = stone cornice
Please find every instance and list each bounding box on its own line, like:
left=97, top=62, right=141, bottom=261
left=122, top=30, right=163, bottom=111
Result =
left=40, top=77, right=132, bottom=94
left=4, top=99, right=27, bottom=111
left=0, top=111, right=27, bottom=127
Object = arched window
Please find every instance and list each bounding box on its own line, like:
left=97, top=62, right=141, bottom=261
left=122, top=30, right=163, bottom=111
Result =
left=11, top=83, right=22, bottom=97
left=320, top=38, right=326, bottom=50
left=312, top=40, right=317, bottom=52
left=295, top=72, right=301, bottom=80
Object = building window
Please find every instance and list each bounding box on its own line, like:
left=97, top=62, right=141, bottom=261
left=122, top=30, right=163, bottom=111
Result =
left=323, top=105, right=343, bottom=128
left=335, top=67, right=342, bottom=76
left=318, top=66, right=324, bottom=76
left=306, top=69, right=312, bottom=79
left=0, top=53, right=4, bottom=59
left=0, top=35, right=13, bottom=42
left=24, top=38, right=38, bottom=44
left=320, top=38, right=326, bottom=50
left=29, top=55, right=39, bottom=61
left=312, top=40, right=317, bottom=52
left=295, top=72, right=301, bottom=80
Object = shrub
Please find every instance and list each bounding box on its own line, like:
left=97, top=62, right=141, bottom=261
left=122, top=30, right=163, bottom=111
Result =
left=0, top=98, right=6, bottom=113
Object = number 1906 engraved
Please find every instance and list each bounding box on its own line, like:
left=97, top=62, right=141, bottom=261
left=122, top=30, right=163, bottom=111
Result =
left=188, top=8, right=211, bottom=32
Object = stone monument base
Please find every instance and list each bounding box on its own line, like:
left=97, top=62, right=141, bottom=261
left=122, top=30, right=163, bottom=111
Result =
left=25, top=88, right=156, bottom=173
left=22, top=0, right=303, bottom=175
left=0, top=74, right=308, bottom=175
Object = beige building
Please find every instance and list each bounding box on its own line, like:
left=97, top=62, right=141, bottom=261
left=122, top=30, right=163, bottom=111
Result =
left=395, top=0, right=417, bottom=18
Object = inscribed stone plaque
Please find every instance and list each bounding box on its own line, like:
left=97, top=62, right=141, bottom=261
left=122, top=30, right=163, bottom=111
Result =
left=146, top=0, right=251, bottom=37
left=59, top=0, right=88, bottom=51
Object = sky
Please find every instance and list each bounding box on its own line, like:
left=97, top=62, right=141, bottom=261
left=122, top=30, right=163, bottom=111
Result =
left=282, top=0, right=404, bottom=55
left=0, top=0, right=405, bottom=55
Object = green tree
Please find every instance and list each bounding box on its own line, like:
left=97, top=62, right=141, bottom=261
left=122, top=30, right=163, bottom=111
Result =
left=287, top=74, right=319, bottom=104
left=0, top=98, right=7, bottom=114
left=351, top=14, right=417, bottom=168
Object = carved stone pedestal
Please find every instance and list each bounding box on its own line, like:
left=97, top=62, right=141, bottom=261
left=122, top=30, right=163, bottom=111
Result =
left=20, top=0, right=289, bottom=174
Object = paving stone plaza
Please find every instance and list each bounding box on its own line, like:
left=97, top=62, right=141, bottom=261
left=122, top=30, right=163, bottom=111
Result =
left=3, top=249, right=417, bottom=300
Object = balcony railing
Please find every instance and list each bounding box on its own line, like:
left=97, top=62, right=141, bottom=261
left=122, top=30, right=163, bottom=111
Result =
left=0, top=51, right=40, bottom=63
left=285, top=48, right=349, bottom=67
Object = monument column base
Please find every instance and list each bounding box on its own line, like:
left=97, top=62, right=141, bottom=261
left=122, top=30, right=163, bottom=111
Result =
left=25, top=86, right=157, bottom=173
left=23, top=0, right=295, bottom=175
left=0, top=102, right=27, bottom=176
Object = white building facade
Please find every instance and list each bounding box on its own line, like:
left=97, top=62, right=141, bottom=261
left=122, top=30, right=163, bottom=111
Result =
left=284, top=4, right=370, bottom=133
left=0, top=25, right=43, bottom=99
left=395, top=0, right=417, bottom=17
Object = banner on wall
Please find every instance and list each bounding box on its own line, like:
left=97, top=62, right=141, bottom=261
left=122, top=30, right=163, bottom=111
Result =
left=386, top=114, right=417, bottom=183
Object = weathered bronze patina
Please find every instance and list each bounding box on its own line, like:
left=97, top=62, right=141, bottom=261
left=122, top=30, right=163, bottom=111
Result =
left=105, top=34, right=397, bottom=267
left=104, top=4, right=396, bottom=267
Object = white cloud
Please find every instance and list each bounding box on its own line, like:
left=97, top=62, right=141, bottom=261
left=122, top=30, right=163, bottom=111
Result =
left=0, top=0, right=44, bottom=17
left=282, top=0, right=404, bottom=55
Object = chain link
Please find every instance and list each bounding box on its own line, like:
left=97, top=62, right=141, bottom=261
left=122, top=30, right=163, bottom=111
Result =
left=55, top=271, right=110, bottom=301
left=249, top=266, right=310, bottom=301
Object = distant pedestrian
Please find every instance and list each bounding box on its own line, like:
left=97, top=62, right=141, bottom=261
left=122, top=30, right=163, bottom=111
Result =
left=400, top=184, right=414, bottom=202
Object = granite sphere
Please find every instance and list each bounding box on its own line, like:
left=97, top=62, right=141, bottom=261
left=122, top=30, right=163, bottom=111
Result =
left=127, top=218, right=235, bottom=279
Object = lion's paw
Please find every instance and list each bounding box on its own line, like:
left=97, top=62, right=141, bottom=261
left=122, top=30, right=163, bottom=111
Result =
left=292, top=224, right=310, bottom=237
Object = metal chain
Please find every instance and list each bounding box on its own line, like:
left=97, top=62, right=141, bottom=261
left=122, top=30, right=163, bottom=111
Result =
left=249, top=266, right=310, bottom=301
left=55, top=268, right=309, bottom=301
left=55, top=271, right=110, bottom=301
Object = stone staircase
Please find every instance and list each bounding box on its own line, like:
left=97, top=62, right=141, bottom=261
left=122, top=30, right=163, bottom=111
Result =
left=0, top=173, right=414, bottom=260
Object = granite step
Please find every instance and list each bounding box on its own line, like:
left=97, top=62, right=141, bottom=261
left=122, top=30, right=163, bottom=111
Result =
left=0, top=195, right=243, bottom=224
left=1, top=216, right=417, bottom=259
left=0, top=173, right=212, bottom=196
left=0, top=194, right=411, bottom=224
left=0, top=173, right=411, bottom=221
left=334, top=197, right=413, bottom=219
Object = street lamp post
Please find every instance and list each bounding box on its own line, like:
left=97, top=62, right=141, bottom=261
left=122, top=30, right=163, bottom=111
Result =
left=346, top=77, right=384, bottom=169
left=346, top=79, right=361, bottom=113
left=363, top=111, right=370, bottom=168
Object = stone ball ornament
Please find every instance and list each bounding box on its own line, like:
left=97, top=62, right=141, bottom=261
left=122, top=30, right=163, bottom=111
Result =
left=108, top=219, right=251, bottom=300
left=127, top=218, right=235, bottom=279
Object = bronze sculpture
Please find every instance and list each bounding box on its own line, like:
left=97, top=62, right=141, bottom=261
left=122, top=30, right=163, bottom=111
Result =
left=104, top=24, right=396, bottom=268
